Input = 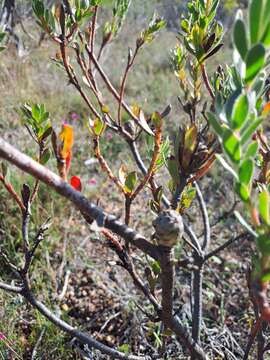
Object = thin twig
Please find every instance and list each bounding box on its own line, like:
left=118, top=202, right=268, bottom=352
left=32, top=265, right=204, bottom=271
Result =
left=243, top=317, right=263, bottom=360
left=195, top=182, right=210, bottom=251
left=204, top=232, right=249, bottom=262
left=58, top=270, right=71, bottom=302
left=131, top=123, right=162, bottom=201
left=93, top=137, right=125, bottom=194
left=31, top=327, right=46, bottom=360
left=117, top=46, right=140, bottom=126
left=0, top=281, right=22, bottom=293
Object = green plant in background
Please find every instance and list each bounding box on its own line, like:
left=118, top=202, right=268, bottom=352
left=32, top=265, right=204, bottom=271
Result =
left=0, top=32, right=6, bottom=52
left=207, top=0, right=270, bottom=355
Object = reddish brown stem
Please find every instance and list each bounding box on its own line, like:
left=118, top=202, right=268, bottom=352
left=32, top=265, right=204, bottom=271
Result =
left=93, top=137, right=125, bottom=194
left=59, top=40, right=100, bottom=119
left=201, top=63, right=215, bottom=101
left=243, top=317, right=263, bottom=360
left=0, top=174, right=25, bottom=212
left=131, top=124, right=162, bottom=201
left=118, top=46, right=139, bottom=126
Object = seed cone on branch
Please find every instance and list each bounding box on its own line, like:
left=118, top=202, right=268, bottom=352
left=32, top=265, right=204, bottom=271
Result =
left=152, top=210, right=184, bottom=247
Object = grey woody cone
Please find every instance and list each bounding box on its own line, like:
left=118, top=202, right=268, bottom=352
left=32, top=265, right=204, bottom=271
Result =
left=152, top=210, right=184, bottom=247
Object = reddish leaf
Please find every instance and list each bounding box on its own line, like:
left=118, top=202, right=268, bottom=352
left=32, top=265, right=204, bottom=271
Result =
left=70, top=176, right=82, bottom=192
left=59, top=124, right=74, bottom=159
left=66, top=151, right=72, bottom=174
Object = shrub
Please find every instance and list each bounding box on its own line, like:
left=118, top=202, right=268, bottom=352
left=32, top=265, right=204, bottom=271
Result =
left=0, top=0, right=270, bottom=359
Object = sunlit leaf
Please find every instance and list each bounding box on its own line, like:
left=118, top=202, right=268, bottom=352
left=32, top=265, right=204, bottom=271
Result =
left=249, top=0, right=263, bottom=44
left=119, top=164, right=128, bottom=185
left=259, top=190, right=270, bottom=225
left=245, top=44, right=265, bottom=84
left=231, top=94, right=249, bottom=130
left=222, top=128, right=241, bottom=163
left=235, top=182, right=250, bottom=202
left=233, top=19, right=248, bottom=60
left=124, top=171, right=137, bottom=193
left=239, top=159, right=254, bottom=185
left=59, top=124, right=74, bottom=159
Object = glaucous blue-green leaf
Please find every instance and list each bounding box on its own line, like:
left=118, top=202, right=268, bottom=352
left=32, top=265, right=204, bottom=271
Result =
left=167, top=157, right=180, bottom=185
left=233, top=19, right=248, bottom=60
left=240, top=117, right=262, bottom=144
left=215, top=154, right=238, bottom=180
left=249, top=0, right=263, bottom=44
left=234, top=210, right=258, bottom=237
left=245, top=44, right=265, bottom=83
left=260, top=0, right=270, bottom=44
left=206, top=112, right=223, bottom=136
left=225, top=90, right=241, bottom=121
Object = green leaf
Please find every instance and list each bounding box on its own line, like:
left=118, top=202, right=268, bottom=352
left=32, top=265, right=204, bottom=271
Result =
left=32, top=0, right=45, bottom=17
left=261, top=23, right=270, bottom=46
left=179, top=185, right=196, bottom=211
left=222, top=129, right=241, bottom=163
left=235, top=182, right=250, bottom=202
left=150, top=260, right=161, bottom=275
left=231, top=94, right=249, bottom=130
left=245, top=141, right=258, bottom=158
left=239, top=159, right=254, bottom=185
left=206, top=112, right=223, bottom=137
left=261, top=270, right=270, bottom=283
left=249, top=0, right=263, bottom=44
left=233, top=19, right=248, bottom=60
left=151, top=112, right=162, bottom=128
left=124, top=171, right=137, bottom=193
left=257, top=234, right=270, bottom=255
left=245, top=44, right=265, bottom=84
left=215, top=154, right=238, bottom=180
left=167, top=157, right=180, bottom=185
left=40, top=148, right=51, bottom=165
left=225, top=89, right=241, bottom=120
left=118, top=344, right=130, bottom=354
left=259, top=190, right=270, bottom=225
left=32, top=104, right=41, bottom=122
left=92, top=117, right=106, bottom=136
left=240, top=117, right=262, bottom=144
left=234, top=210, right=258, bottom=237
